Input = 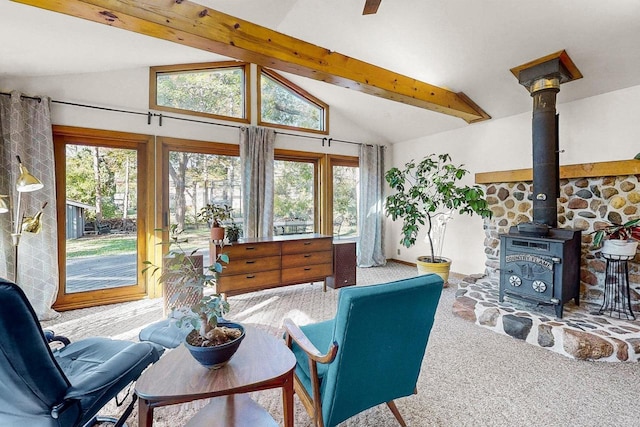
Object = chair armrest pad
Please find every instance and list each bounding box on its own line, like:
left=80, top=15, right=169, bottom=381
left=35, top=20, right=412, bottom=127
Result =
left=283, top=318, right=337, bottom=364
left=64, top=343, right=159, bottom=398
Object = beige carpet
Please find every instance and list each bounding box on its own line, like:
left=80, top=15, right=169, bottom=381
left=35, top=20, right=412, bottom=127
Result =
left=42, top=263, right=640, bottom=426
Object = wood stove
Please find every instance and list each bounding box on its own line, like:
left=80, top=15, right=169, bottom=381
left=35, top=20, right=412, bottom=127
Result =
left=499, top=226, right=580, bottom=318
left=499, top=52, right=583, bottom=318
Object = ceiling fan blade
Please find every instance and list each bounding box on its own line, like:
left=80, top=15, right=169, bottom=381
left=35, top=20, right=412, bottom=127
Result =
left=363, top=0, right=382, bottom=15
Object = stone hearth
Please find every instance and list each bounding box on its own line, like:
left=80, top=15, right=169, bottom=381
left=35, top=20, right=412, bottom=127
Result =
left=453, top=274, right=640, bottom=362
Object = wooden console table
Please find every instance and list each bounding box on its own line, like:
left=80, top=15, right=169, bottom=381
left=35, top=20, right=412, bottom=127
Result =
left=212, top=234, right=333, bottom=296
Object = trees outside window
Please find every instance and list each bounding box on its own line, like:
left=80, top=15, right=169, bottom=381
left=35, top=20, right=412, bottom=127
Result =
left=150, top=62, right=250, bottom=122
left=53, top=127, right=152, bottom=311
left=333, top=164, right=359, bottom=238
left=274, top=159, right=316, bottom=235
left=259, top=67, right=328, bottom=134
left=168, top=151, right=242, bottom=233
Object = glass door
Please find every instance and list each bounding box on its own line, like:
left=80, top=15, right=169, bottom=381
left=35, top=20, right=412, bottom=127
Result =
left=159, top=138, right=242, bottom=270
left=53, top=128, right=151, bottom=310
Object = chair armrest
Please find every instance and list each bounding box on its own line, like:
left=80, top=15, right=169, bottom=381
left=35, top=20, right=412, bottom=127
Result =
left=43, top=329, right=71, bottom=347
left=64, top=343, right=158, bottom=399
left=283, top=318, right=338, bottom=364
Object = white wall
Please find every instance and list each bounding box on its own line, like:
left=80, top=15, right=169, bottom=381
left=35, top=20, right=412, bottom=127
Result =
left=388, top=84, right=640, bottom=275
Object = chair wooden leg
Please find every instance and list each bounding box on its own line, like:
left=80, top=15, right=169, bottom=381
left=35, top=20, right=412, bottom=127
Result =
left=386, top=400, right=407, bottom=427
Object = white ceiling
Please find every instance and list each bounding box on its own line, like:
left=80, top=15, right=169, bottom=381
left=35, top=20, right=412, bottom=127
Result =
left=2, top=0, right=640, bottom=143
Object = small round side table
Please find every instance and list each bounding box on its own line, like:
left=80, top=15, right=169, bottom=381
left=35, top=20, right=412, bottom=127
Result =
left=598, top=253, right=636, bottom=320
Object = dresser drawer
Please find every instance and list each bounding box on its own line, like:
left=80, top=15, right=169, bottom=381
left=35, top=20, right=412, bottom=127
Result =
left=282, top=238, right=332, bottom=255
left=281, top=263, right=333, bottom=284
left=222, top=255, right=281, bottom=275
left=217, top=270, right=281, bottom=293
left=281, top=251, right=333, bottom=269
left=224, top=242, right=281, bottom=259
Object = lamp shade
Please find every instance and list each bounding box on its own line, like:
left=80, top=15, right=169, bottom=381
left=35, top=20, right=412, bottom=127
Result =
left=0, top=196, right=8, bottom=214
left=16, top=156, right=43, bottom=193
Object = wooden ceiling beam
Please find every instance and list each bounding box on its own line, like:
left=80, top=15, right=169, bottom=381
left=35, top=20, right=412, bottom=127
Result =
left=13, top=0, right=490, bottom=123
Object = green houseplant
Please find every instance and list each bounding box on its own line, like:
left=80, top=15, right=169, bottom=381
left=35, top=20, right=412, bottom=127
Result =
left=143, top=225, right=244, bottom=368
left=225, top=221, right=242, bottom=243
left=592, top=218, right=640, bottom=256
left=198, top=203, right=233, bottom=241
left=385, top=153, right=492, bottom=282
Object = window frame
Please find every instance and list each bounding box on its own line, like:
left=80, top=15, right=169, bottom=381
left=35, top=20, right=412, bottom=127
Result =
left=325, top=154, right=359, bottom=238
left=53, top=125, right=154, bottom=311
left=258, top=67, right=330, bottom=135
left=149, top=61, right=251, bottom=124
left=274, top=149, right=323, bottom=233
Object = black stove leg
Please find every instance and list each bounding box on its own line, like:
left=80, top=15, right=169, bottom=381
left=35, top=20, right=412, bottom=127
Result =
left=555, top=303, right=563, bottom=319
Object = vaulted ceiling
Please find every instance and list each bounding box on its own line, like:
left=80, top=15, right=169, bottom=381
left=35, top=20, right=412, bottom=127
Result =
left=2, top=0, right=640, bottom=144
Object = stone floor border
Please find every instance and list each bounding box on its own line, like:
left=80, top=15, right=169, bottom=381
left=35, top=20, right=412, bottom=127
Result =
left=453, top=274, right=640, bottom=362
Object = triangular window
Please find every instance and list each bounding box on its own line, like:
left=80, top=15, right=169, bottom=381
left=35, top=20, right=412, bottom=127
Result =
left=259, top=67, right=328, bottom=134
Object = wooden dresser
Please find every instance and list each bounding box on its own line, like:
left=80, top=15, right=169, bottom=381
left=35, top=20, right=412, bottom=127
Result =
left=214, top=234, right=333, bottom=296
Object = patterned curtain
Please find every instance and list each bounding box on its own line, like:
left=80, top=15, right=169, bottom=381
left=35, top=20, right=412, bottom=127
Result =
left=358, top=144, right=386, bottom=267
left=240, top=126, right=275, bottom=238
left=0, top=91, right=59, bottom=320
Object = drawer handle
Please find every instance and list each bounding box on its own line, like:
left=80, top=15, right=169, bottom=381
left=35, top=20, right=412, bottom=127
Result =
left=304, top=254, right=311, bottom=258
left=246, top=275, right=256, bottom=279
left=245, top=260, right=256, bottom=264
left=303, top=242, right=312, bottom=245
left=304, top=267, right=311, bottom=271
left=245, top=247, right=256, bottom=251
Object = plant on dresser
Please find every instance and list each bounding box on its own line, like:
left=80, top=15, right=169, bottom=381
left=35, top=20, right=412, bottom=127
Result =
left=198, top=203, right=233, bottom=242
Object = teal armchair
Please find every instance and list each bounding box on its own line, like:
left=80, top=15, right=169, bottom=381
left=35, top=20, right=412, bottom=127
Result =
left=284, top=274, right=444, bottom=427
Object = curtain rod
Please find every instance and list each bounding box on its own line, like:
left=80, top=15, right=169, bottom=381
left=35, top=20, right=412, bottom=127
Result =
left=1, top=92, right=377, bottom=147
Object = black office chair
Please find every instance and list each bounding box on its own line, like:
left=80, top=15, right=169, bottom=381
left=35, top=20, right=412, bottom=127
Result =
left=0, top=278, right=163, bottom=426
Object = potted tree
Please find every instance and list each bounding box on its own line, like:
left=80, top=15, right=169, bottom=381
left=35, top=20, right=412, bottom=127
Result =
left=198, top=203, right=233, bottom=242
left=592, top=218, right=640, bottom=257
left=143, top=225, right=244, bottom=369
left=385, top=153, right=492, bottom=284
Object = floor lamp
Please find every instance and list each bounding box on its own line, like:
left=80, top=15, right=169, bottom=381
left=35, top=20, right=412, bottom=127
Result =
left=0, top=155, right=44, bottom=282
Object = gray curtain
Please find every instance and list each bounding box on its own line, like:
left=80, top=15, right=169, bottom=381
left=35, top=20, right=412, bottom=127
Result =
left=0, top=91, right=59, bottom=320
left=240, top=126, right=275, bottom=238
left=358, top=144, right=386, bottom=267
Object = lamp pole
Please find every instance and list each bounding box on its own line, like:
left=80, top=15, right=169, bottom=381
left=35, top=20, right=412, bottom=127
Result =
left=8, top=155, right=44, bottom=283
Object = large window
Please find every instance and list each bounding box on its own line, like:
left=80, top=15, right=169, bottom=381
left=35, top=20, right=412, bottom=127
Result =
left=150, top=62, right=250, bottom=123
left=53, top=127, right=152, bottom=311
left=332, top=163, right=359, bottom=238
left=53, top=130, right=358, bottom=310
left=149, top=62, right=330, bottom=134
left=164, top=141, right=242, bottom=262
left=274, top=153, right=320, bottom=235
left=259, top=67, right=328, bottom=134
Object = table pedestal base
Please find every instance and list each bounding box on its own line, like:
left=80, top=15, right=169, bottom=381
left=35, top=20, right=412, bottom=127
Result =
left=186, top=394, right=278, bottom=427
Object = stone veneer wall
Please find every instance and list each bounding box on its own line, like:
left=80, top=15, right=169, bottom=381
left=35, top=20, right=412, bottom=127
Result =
left=482, top=174, right=640, bottom=308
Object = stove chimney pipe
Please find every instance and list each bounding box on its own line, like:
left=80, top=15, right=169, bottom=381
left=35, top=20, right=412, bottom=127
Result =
left=530, top=77, right=560, bottom=227
left=510, top=51, right=583, bottom=233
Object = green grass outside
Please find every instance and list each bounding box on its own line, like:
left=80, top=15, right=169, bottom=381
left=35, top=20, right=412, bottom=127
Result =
left=66, top=229, right=212, bottom=259
left=66, top=234, right=137, bottom=258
